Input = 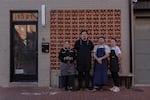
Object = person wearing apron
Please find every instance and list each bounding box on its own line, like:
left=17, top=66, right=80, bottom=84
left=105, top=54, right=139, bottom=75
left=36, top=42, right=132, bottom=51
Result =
left=59, top=41, right=76, bottom=91
left=74, top=30, right=94, bottom=90
left=109, top=38, right=121, bottom=92
left=93, top=37, right=110, bottom=91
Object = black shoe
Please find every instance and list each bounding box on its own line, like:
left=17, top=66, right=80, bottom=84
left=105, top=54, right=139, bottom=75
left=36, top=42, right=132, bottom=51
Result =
left=68, top=87, right=75, bottom=91
left=86, top=87, right=93, bottom=91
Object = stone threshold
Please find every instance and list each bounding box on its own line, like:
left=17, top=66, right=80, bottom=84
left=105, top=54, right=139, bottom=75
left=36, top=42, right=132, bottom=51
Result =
left=9, top=82, right=38, bottom=87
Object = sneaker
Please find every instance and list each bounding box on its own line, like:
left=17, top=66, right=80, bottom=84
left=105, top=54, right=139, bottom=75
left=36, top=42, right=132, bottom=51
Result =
left=92, top=88, right=97, bottom=92
left=112, top=87, right=120, bottom=92
left=110, top=86, right=115, bottom=91
left=92, top=86, right=99, bottom=92
left=68, top=87, right=73, bottom=91
left=94, top=86, right=99, bottom=89
left=86, top=87, right=93, bottom=91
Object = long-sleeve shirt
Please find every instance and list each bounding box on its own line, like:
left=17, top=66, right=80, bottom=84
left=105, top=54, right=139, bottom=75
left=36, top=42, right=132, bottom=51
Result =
left=74, top=39, right=94, bottom=71
left=59, top=48, right=76, bottom=63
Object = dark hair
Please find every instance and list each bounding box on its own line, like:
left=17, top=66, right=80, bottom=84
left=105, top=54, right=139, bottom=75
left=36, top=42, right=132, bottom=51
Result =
left=111, top=37, right=117, bottom=42
left=80, top=30, right=88, bottom=35
left=99, top=36, right=105, bottom=40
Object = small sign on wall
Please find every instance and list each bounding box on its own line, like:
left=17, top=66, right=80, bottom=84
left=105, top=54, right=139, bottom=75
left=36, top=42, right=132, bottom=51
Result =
left=42, top=42, right=49, bottom=53
left=15, top=69, right=24, bottom=74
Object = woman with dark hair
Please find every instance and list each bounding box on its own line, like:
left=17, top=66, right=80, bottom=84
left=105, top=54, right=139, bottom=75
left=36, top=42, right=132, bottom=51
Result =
left=59, top=40, right=76, bottom=91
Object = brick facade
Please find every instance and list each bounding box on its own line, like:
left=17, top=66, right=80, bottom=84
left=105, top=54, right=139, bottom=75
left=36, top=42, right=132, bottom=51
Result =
left=50, top=9, right=121, bottom=70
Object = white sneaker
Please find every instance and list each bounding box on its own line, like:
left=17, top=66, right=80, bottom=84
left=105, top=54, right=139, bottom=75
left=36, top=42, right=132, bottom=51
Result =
left=110, top=86, right=115, bottom=91
left=92, top=86, right=99, bottom=92
left=112, top=86, right=120, bottom=92
left=92, top=88, right=97, bottom=92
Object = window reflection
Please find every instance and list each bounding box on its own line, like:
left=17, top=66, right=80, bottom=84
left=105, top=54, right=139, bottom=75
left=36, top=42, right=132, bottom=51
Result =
left=14, top=24, right=37, bottom=75
left=15, top=25, right=27, bottom=46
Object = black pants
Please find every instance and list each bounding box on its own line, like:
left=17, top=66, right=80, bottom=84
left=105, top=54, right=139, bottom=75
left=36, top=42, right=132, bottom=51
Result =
left=111, top=72, right=120, bottom=87
left=60, top=75, right=75, bottom=90
left=78, top=71, right=90, bottom=89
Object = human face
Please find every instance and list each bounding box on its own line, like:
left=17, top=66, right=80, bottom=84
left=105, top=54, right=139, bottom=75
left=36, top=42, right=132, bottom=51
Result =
left=110, top=39, right=116, bottom=47
left=80, top=31, right=88, bottom=41
left=64, top=41, right=70, bottom=48
left=98, top=37, right=105, bottom=45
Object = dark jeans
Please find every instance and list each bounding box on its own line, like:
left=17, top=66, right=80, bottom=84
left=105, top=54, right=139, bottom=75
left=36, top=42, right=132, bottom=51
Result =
left=60, top=75, right=75, bottom=90
left=78, top=71, right=90, bottom=89
left=111, top=72, right=120, bottom=87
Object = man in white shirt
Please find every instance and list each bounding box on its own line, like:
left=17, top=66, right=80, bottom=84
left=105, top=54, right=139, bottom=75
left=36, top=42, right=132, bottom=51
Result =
left=93, top=36, right=110, bottom=91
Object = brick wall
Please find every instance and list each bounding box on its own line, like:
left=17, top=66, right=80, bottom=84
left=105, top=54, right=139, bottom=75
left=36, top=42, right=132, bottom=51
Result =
left=50, top=9, right=121, bottom=70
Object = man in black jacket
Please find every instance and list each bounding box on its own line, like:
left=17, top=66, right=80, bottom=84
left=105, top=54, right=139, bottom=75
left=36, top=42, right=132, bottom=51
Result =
left=74, top=30, right=94, bottom=90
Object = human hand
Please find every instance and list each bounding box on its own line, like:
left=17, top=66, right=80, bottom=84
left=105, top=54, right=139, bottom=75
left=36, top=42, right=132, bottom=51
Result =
left=65, top=56, right=73, bottom=60
left=97, top=58, right=103, bottom=64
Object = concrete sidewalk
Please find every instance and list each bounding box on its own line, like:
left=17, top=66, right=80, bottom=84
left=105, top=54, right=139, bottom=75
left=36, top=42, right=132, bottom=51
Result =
left=0, top=86, right=150, bottom=100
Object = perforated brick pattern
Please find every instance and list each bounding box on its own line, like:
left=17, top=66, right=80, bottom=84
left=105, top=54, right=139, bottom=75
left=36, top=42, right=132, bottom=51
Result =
left=50, top=9, right=121, bottom=70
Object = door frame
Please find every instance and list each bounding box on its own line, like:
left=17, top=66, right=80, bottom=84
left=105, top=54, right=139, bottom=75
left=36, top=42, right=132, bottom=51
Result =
left=10, top=10, right=38, bottom=82
left=134, top=14, right=150, bottom=85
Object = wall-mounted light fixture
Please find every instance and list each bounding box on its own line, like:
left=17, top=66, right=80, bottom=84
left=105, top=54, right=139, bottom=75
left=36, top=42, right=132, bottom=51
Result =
left=41, top=4, right=46, bottom=26
left=132, top=0, right=138, bottom=3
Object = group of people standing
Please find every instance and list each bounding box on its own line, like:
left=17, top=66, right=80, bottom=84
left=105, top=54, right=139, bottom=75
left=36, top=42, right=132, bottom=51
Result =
left=58, top=30, right=121, bottom=93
